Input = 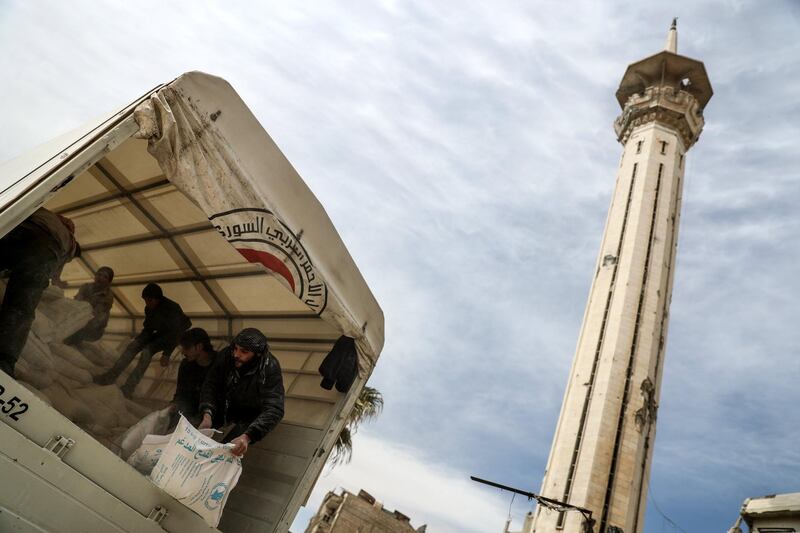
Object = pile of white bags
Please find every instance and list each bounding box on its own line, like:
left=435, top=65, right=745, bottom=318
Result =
left=12, top=284, right=96, bottom=391
left=150, top=416, right=242, bottom=527
left=0, top=281, right=149, bottom=445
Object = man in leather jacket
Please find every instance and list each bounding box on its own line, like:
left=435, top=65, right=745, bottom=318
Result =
left=95, top=283, right=191, bottom=397
left=198, top=328, right=284, bottom=457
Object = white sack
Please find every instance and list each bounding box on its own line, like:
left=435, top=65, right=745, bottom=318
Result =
left=53, top=374, right=81, bottom=392
left=80, top=342, right=119, bottom=367
left=127, top=424, right=215, bottom=475
left=30, top=309, right=54, bottom=343
left=127, top=433, right=171, bottom=475
left=19, top=332, right=54, bottom=373
left=73, top=385, right=138, bottom=429
left=17, top=380, right=52, bottom=405
left=42, top=383, right=92, bottom=424
left=40, top=285, right=65, bottom=302
left=150, top=416, right=241, bottom=527
left=119, top=407, right=173, bottom=460
left=52, top=357, right=92, bottom=385
left=15, top=359, right=53, bottom=390
left=50, top=343, right=96, bottom=371
left=38, top=297, right=92, bottom=341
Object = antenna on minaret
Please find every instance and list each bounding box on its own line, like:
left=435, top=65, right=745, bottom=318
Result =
left=665, top=17, right=678, bottom=53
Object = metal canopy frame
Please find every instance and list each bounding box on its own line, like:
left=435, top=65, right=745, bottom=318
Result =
left=60, top=155, right=316, bottom=341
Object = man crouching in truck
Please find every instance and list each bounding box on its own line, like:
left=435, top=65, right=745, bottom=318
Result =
left=169, top=327, right=217, bottom=427
left=94, top=282, right=191, bottom=397
left=0, top=208, right=79, bottom=377
left=64, top=266, right=115, bottom=345
left=198, top=328, right=285, bottom=457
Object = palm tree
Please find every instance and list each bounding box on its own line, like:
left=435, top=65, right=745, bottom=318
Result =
left=329, top=385, right=383, bottom=466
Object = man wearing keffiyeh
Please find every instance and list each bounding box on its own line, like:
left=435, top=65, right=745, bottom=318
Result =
left=199, top=327, right=285, bottom=457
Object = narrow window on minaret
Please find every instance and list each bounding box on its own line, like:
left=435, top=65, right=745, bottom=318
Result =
left=636, top=140, right=643, bottom=154
left=679, top=154, right=684, bottom=167
left=660, top=141, right=668, bottom=154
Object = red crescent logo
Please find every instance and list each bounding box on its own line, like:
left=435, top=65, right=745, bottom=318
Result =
left=236, top=248, right=296, bottom=292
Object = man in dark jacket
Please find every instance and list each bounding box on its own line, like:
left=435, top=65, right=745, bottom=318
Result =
left=198, top=328, right=284, bottom=457
left=170, top=327, right=217, bottom=426
left=95, top=283, right=191, bottom=397
left=64, top=266, right=115, bottom=345
left=0, top=208, right=79, bottom=377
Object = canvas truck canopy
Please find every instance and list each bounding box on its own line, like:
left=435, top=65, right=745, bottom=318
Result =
left=0, top=71, right=384, bottom=532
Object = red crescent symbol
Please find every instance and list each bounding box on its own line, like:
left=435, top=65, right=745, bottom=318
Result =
left=236, top=248, right=296, bottom=292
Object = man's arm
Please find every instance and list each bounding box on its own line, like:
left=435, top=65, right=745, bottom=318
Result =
left=50, top=261, right=69, bottom=288
left=243, top=354, right=285, bottom=444
left=74, top=284, right=90, bottom=302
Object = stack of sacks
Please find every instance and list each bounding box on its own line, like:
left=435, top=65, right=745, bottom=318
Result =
left=15, top=293, right=94, bottom=389
left=15, top=333, right=55, bottom=389
left=38, top=287, right=96, bottom=342
left=4, top=284, right=153, bottom=443
left=81, top=341, right=122, bottom=368
left=73, top=385, right=143, bottom=437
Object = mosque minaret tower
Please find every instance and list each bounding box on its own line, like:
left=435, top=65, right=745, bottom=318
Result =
left=528, top=21, right=712, bottom=533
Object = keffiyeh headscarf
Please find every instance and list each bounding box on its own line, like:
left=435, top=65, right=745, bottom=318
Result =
left=233, top=328, right=269, bottom=355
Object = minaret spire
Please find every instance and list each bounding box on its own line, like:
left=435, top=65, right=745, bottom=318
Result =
left=527, top=21, right=713, bottom=533
left=665, top=17, right=678, bottom=53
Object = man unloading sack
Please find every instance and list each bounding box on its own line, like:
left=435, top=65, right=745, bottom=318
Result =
left=0, top=208, right=79, bottom=377
left=198, top=328, right=284, bottom=457
left=170, top=327, right=217, bottom=426
left=64, top=266, right=115, bottom=345
left=95, top=282, right=191, bottom=397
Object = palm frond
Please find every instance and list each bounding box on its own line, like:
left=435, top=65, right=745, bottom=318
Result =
left=347, top=386, right=384, bottom=430
left=328, top=385, right=384, bottom=467
left=330, top=426, right=353, bottom=466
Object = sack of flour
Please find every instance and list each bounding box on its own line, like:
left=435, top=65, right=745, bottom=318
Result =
left=127, top=433, right=171, bottom=475
left=125, top=413, right=214, bottom=474
left=150, top=416, right=242, bottom=526
left=120, top=407, right=173, bottom=460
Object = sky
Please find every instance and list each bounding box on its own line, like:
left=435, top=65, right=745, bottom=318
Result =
left=2, top=1, right=800, bottom=532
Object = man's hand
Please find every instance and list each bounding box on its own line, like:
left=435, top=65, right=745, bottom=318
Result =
left=159, top=354, right=171, bottom=367
left=198, top=412, right=213, bottom=430
left=230, top=434, right=250, bottom=457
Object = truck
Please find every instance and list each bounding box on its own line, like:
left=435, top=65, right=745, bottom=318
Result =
left=0, top=71, right=385, bottom=532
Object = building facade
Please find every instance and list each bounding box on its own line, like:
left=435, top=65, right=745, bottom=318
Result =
left=528, top=22, right=713, bottom=533
left=305, top=489, right=426, bottom=533
left=728, top=492, right=800, bottom=533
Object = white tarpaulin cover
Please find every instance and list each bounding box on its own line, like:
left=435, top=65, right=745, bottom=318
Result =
left=132, top=78, right=382, bottom=371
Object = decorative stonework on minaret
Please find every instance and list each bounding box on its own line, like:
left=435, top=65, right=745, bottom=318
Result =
left=528, top=21, right=712, bottom=533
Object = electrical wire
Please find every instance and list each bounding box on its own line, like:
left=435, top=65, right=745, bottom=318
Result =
left=648, top=485, right=688, bottom=533
left=508, top=493, right=516, bottom=522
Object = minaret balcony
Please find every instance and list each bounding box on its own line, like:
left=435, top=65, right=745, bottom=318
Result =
left=614, top=86, right=705, bottom=148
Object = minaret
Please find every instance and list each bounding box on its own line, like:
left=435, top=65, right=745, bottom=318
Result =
left=528, top=21, right=712, bottom=533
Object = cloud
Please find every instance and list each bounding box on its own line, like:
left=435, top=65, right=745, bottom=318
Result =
left=291, top=432, right=513, bottom=532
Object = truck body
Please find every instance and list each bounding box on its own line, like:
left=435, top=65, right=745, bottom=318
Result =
left=0, top=72, right=384, bottom=532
